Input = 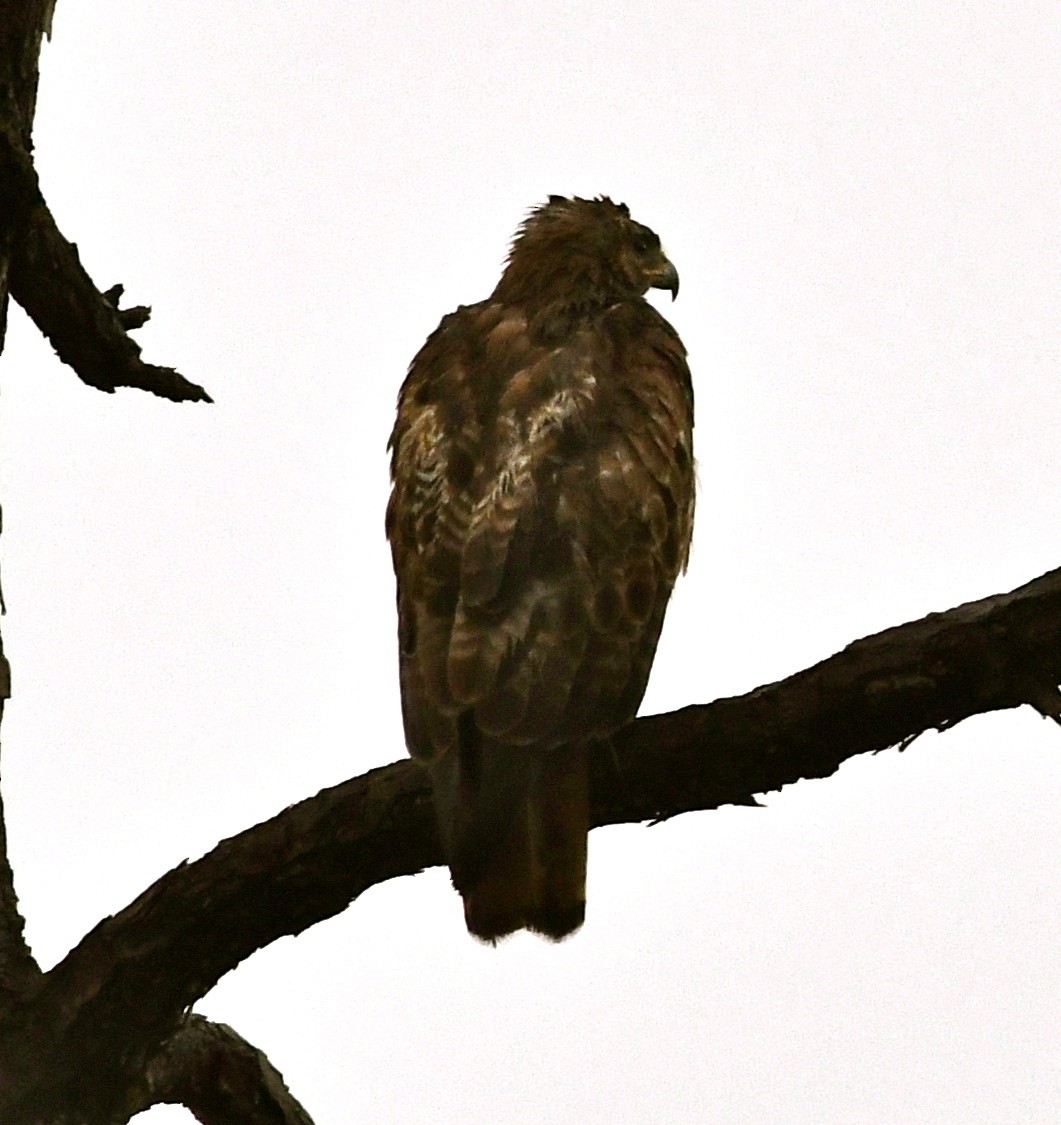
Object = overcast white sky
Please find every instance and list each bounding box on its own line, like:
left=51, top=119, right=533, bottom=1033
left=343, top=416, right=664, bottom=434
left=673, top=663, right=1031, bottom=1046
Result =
left=3, top=2, right=1061, bottom=1121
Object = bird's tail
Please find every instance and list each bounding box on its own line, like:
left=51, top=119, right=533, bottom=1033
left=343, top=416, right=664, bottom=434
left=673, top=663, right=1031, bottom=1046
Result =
left=431, top=719, right=588, bottom=942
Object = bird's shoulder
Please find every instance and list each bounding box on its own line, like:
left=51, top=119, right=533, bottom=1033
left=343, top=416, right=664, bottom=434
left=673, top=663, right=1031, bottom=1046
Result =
left=386, top=294, right=692, bottom=558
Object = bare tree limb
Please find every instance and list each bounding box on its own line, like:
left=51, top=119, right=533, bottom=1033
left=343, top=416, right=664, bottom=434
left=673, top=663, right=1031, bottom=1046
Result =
left=0, top=0, right=49, bottom=138
left=136, top=1014, right=316, bottom=1125
left=10, top=188, right=214, bottom=403
left=0, top=170, right=39, bottom=992
left=4, top=564, right=1060, bottom=1123
left=0, top=754, right=428, bottom=1122
left=0, top=768, right=39, bottom=1000
left=0, top=0, right=48, bottom=1003
left=0, top=123, right=212, bottom=404
left=601, top=564, right=1061, bottom=826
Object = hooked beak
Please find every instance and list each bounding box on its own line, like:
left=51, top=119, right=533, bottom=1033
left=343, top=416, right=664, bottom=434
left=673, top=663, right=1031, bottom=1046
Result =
left=648, top=257, right=680, bottom=300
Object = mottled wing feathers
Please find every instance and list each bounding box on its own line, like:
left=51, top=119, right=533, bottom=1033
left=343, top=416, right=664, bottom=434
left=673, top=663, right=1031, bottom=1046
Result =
left=389, top=300, right=692, bottom=758
left=387, top=196, right=694, bottom=941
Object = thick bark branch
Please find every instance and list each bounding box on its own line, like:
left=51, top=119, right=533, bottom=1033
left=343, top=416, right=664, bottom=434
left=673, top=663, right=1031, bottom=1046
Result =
left=0, top=0, right=48, bottom=1003
left=602, top=565, right=1061, bottom=825
left=137, top=1015, right=316, bottom=1125
left=5, top=564, right=1060, bottom=1122
left=0, top=759, right=39, bottom=999
left=0, top=0, right=49, bottom=138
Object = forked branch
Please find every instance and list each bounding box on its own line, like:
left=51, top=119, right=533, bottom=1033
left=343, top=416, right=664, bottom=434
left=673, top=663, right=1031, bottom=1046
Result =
left=138, top=1015, right=315, bottom=1125
left=3, top=564, right=1060, bottom=1122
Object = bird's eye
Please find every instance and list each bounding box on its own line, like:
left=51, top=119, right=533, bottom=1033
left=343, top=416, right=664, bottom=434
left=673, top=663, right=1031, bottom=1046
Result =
left=632, top=229, right=659, bottom=253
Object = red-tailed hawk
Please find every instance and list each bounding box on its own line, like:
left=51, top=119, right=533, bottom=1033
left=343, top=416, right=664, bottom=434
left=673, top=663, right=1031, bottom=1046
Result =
left=387, top=195, right=694, bottom=941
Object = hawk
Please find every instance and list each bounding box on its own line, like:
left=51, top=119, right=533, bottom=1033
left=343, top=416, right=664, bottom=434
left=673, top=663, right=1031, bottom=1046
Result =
left=387, top=195, right=694, bottom=941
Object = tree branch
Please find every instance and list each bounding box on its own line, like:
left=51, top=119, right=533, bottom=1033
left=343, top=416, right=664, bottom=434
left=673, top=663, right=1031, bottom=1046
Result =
left=0, top=755, right=40, bottom=1000
left=136, top=1014, right=316, bottom=1125
left=0, top=0, right=49, bottom=1006
left=601, top=564, right=1061, bottom=826
left=0, top=144, right=39, bottom=994
left=0, top=125, right=212, bottom=404
left=4, top=564, right=1060, bottom=1122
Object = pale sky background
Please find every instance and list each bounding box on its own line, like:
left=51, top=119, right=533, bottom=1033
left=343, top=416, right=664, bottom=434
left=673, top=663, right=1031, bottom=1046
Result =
left=3, top=2, right=1061, bottom=1122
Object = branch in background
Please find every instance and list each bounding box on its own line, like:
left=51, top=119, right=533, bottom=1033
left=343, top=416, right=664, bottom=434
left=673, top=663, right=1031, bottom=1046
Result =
left=0, top=326, right=37, bottom=1006
left=5, top=564, right=1060, bottom=1122
left=0, top=125, right=212, bottom=404
left=138, top=1015, right=316, bottom=1125
left=0, top=124, right=41, bottom=1002
left=11, top=200, right=214, bottom=402
left=0, top=785, right=40, bottom=999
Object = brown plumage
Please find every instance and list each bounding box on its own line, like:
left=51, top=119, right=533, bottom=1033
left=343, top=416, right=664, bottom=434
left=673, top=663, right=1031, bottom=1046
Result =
left=386, top=195, right=694, bottom=941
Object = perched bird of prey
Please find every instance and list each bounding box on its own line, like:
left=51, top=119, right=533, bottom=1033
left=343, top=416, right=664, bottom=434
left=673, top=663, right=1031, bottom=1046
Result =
left=387, top=195, right=694, bottom=941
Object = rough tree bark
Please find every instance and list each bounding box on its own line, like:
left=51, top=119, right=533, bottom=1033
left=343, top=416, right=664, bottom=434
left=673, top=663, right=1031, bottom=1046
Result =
left=1, top=6, right=1059, bottom=1124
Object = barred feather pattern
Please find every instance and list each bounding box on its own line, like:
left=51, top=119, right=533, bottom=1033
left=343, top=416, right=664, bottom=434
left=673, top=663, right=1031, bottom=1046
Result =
left=386, top=196, right=694, bottom=941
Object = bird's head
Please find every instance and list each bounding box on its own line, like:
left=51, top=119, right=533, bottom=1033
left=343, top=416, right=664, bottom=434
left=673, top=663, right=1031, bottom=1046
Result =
left=495, top=195, right=679, bottom=310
